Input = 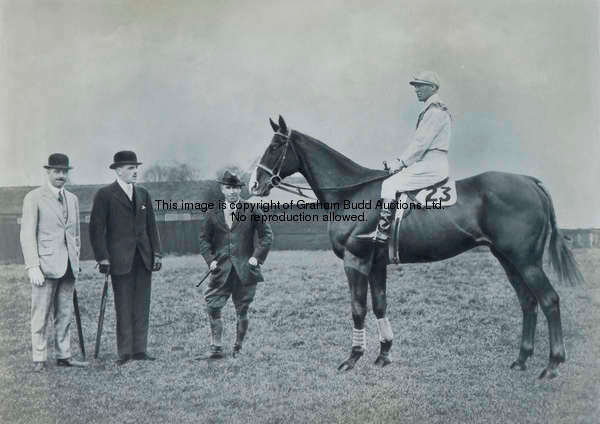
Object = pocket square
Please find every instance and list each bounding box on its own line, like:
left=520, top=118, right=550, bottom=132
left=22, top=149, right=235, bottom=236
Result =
left=141, top=205, right=146, bottom=210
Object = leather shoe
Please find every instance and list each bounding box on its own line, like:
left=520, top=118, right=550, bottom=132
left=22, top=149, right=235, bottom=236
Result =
left=57, top=358, right=89, bottom=367
left=33, top=362, right=46, bottom=372
left=132, top=352, right=156, bottom=361
left=208, top=345, right=224, bottom=359
left=116, top=354, right=131, bottom=366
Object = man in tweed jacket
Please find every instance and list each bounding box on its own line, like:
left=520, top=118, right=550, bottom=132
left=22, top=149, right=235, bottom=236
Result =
left=198, top=171, right=273, bottom=359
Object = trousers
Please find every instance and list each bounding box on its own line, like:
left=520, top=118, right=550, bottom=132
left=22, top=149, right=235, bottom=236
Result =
left=31, top=263, right=75, bottom=362
left=381, top=150, right=449, bottom=198
left=111, top=249, right=152, bottom=358
left=204, top=268, right=257, bottom=317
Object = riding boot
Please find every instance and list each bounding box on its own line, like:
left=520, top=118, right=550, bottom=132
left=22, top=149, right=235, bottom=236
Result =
left=233, top=319, right=249, bottom=357
left=208, top=315, right=224, bottom=359
left=355, top=198, right=395, bottom=244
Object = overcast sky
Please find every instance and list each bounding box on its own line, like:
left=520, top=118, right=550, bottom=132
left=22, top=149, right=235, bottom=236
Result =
left=1, top=0, right=598, bottom=227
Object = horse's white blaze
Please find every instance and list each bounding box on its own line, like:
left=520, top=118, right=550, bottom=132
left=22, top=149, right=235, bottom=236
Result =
left=376, top=318, right=393, bottom=342
left=352, top=328, right=366, bottom=349
left=248, top=167, right=258, bottom=195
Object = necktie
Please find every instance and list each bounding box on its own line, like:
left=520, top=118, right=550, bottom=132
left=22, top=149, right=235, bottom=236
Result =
left=58, top=191, right=68, bottom=222
left=224, top=202, right=238, bottom=228
left=131, top=185, right=136, bottom=209
left=224, top=209, right=233, bottom=228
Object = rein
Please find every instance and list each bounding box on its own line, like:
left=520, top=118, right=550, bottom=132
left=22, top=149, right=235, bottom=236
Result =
left=257, top=129, right=389, bottom=200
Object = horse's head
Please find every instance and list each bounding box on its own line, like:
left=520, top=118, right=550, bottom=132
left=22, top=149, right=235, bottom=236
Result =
left=250, top=115, right=302, bottom=196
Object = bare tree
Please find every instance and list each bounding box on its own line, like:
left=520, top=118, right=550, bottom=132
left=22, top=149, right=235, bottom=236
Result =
left=142, top=162, right=201, bottom=182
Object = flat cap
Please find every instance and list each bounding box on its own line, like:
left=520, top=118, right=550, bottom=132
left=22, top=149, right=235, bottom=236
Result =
left=409, top=71, right=440, bottom=88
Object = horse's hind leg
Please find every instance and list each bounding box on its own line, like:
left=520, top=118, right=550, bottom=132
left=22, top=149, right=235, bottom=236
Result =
left=369, top=258, right=393, bottom=367
left=338, top=267, right=368, bottom=371
left=491, top=249, right=538, bottom=370
left=516, top=263, right=566, bottom=379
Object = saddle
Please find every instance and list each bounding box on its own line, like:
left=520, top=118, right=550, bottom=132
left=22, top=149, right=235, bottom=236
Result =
left=388, top=177, right=458, bottom=264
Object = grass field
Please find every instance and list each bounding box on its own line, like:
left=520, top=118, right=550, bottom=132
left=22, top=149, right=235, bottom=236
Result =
left=1, top=249, right=599, bottom=424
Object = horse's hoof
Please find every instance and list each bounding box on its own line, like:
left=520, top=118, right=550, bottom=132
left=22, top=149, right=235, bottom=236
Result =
left=510, top=360, right=527, bottom=371
left=338, top=356, right=361, bottom=371
left=338, top=360, right=356, bottom=371
left=538, top=366, right=559, bottom=379
left=337, top=348, right=363, bottom=371
left=374, top=355, right=391, bottom=367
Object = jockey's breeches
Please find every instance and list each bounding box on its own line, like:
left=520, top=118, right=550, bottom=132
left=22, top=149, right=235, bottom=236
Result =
left=381, top=150, right=449, bottom=198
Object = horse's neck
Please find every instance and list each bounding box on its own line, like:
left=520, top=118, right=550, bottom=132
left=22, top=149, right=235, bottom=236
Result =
left=293, top=133, right=386, bottom=203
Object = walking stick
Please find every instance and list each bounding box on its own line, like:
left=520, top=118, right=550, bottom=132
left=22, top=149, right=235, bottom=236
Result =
left=196, top=268, right=214, bottom=288
left=94, top=273, right=109, bottom=359
left=196, top=256, right=224, bottom=288
left=72, top=289, right=86, bottom=360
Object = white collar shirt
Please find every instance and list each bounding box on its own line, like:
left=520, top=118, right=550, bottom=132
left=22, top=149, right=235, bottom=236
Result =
left=47, top=182, right=64, bottom=201
left=422, top=93, right=442, bottom=112
left=116, top=177, right=133, bottom=201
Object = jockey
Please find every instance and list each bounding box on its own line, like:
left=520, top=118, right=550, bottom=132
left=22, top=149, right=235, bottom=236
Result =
left=357, top=71, right=451, bottom=243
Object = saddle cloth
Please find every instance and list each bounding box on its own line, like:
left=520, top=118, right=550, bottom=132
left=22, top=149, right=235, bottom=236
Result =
left=389, top=178, right=458, bottom=264
left=397, top=178, right=457, bottom=208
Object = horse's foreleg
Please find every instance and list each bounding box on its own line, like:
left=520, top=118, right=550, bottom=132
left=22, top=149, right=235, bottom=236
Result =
left=338, top=267, right=368, bottom=371
left=492, top=251, right=538, bottom=371
left=369, top=262, right=393, bottom=367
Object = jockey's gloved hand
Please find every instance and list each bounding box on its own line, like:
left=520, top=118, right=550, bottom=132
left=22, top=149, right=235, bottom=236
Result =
left=389, top=159, right=405, bottom=173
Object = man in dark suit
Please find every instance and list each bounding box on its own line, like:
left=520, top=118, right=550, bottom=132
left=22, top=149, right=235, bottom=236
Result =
left=198, top=171, right=273, bottom=359
left=89, top=151, right=162, bottom=365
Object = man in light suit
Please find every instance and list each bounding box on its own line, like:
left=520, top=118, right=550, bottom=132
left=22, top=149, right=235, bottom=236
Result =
left=89, top=151, right=162, bottom=365
left=198, top=171, right=273, bottom=359
left=20, top=153, right=88, bottom=371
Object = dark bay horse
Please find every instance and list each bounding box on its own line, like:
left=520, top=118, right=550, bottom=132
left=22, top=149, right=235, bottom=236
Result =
left=250, top=116, right=584, bottom=379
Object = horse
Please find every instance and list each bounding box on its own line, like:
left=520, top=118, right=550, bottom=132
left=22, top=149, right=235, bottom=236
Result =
left=249, top=116, right=584, bottom=379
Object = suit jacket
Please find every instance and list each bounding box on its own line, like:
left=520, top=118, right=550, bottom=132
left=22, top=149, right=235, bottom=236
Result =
left=198, top=202, right=273, bottom=285
left=20, top=185, right=80, bottom=279
left=89, top=181, right=161, bottom=276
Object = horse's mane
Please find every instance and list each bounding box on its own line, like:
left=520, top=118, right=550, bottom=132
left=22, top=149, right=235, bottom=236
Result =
left=295, top=131, right=388, bottom=190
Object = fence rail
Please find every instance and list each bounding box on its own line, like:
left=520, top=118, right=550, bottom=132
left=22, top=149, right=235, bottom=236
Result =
left=1, top=213, right=598, bottom=265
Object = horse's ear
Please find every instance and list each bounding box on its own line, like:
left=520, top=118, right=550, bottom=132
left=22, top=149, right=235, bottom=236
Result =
left=278, top=115, right=288, bottom=135
left=269, top=118, right=279, bottom=132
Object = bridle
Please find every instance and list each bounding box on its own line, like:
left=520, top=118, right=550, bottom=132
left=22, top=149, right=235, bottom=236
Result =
left=256, top=129, right=316, bottom=200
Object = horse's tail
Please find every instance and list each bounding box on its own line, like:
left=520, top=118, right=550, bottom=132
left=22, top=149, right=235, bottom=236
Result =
left=532, top=178, right=585, bottom=286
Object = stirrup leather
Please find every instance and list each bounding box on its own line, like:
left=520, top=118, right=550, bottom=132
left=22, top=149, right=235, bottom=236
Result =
left=354, top=200, right=394, bottom=243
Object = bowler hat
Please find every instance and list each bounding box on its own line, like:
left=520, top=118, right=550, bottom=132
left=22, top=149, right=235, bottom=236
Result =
left=43, top=153, right=73, bottom=170
left=109, top=150, right=142, bottom=169
left=217, top=170, right=244, bottom=187
left=409, top=71, right=440, bottom=88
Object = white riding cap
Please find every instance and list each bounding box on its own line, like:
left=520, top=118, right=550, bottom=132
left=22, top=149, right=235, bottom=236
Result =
left=409, top=71, right=440, bottom=88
